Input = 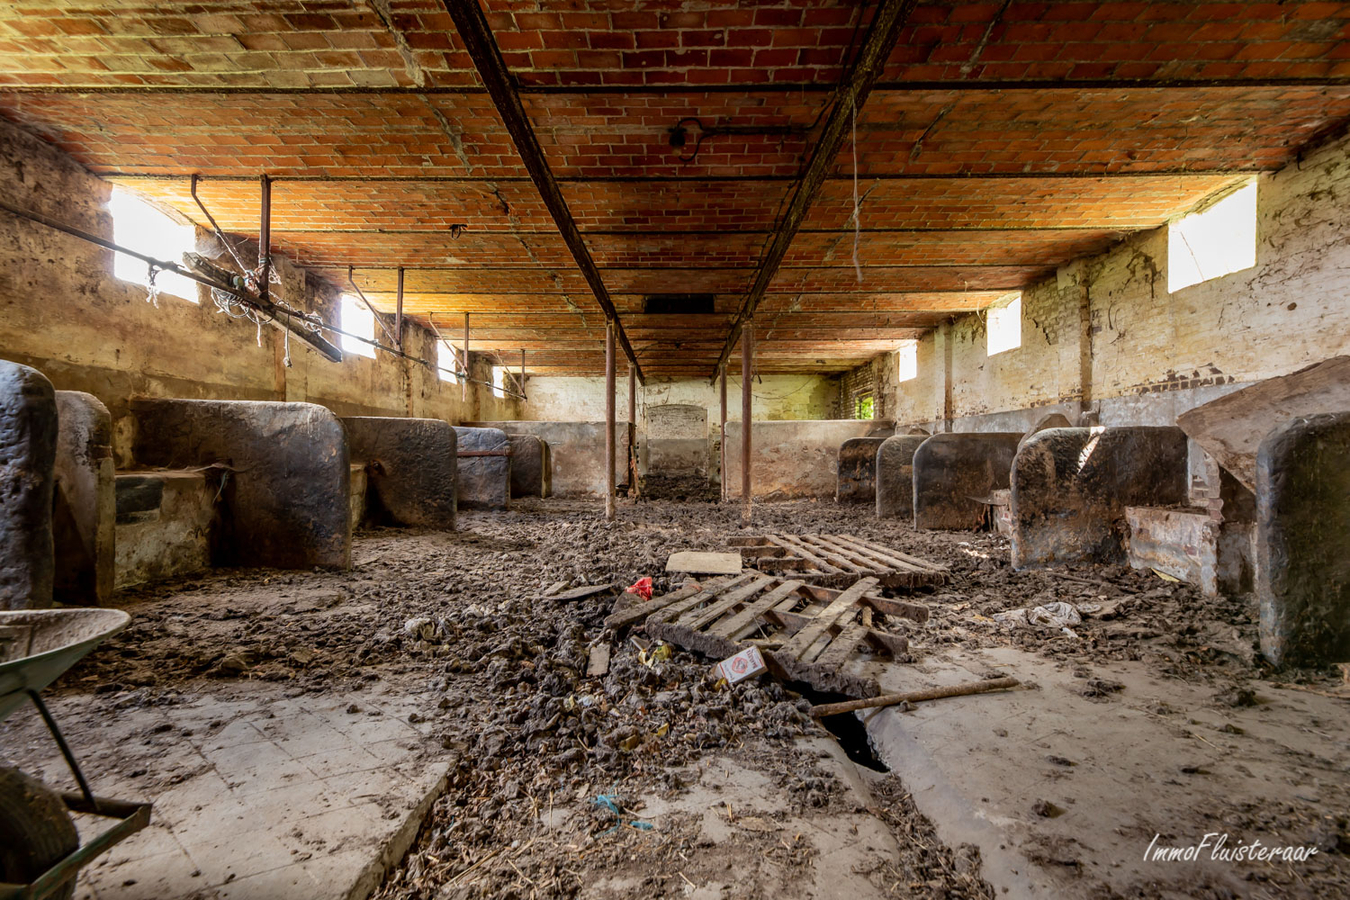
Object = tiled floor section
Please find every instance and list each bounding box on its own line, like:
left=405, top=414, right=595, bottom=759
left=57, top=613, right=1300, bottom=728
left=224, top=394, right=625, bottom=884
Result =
left=4, top=682, right=450, bottom=900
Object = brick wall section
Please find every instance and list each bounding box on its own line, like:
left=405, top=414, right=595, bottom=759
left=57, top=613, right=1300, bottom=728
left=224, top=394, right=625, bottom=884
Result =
left=889, top=128, right=1350, bottom=431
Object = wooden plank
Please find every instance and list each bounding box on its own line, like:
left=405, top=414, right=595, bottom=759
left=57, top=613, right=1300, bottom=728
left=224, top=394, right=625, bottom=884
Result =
left=806, top=533, right=897, bottom=571
left=813, top=621, right=869, bottom=669
left=603, top=575, right=733, bottom=629
left=769, top=534, right=846, bottom=574
left=681, top=576, right=777, bottom=632
left=779, top=577, right=879, bottom=659
left=827, top=533, right=948, bottom=574
left=817, top=533, right=920, bottom=572
left=647, top=573, right=757, bottom=625
left=860, top=594, right=931, bottom=624
left=715, top=579, right=805, bottom=640
left=768, top=611, right=909, bottom=658
left=792, top=534, right=880, bottom=574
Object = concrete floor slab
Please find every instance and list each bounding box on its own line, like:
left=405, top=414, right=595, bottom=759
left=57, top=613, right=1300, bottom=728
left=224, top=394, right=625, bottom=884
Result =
left=3, top=680, right=448, bottom=900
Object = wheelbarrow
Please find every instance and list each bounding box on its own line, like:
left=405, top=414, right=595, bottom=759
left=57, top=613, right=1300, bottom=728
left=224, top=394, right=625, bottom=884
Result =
left=0, top=609, right=152, bottom=900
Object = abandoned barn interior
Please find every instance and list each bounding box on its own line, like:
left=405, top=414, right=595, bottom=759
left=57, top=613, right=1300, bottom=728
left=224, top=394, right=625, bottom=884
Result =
left=2, top=1, right=1350, bottom=898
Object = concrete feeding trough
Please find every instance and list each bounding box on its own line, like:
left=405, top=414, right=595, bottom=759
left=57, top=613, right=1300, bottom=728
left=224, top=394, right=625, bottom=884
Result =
left=130, top=398, right=351, bottom=570
left=665, top=551, right=743, bottom=576
left=1010, top=426, right=1189, bottom=569
left=344, top=417, right=457, bottom=530
left=912, top=432, right=1021, bottom=531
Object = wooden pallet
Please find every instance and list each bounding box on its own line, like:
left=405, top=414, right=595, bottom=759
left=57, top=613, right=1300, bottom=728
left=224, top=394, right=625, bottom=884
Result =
left=607, top=573, right=929, bottom=697
left=727, top=533, right=948, bottom=589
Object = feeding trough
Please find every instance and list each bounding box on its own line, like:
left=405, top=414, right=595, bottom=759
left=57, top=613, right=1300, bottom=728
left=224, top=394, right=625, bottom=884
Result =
left=0, top=609, right=152, bottom=900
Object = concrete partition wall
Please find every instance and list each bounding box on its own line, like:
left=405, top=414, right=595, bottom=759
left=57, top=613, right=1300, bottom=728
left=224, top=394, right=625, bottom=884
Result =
left=875, top=435, right=928, bottom=519
left=453, top=426, right=511, bottom=510
left=470, top=421, right=631, bottom=497
left=0, top=360, right=57, bottom=609
left=1256, top=412, right=1350, bottom=666
left=723, top=420, right=891, bottom=500
left=912, top=432, right=1021, bottom=530
left=836, top=436, right=889, bottom=504
left=1010, top=426, right=1189, bottom=568
left=131, top=399, right=351, bottom=569
left=507, top=434, right=551, bottom=498
left=53, top=391, right=115, bottom=605
left=344, top=417, right=457, bottom=529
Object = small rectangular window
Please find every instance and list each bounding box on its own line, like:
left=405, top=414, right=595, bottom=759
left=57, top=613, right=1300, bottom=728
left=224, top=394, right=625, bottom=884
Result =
left=339, top=295, right=376, bottom=359
left=109, top=188, right=197, bottom=302
left=855, top=393, right=874, bottom=420
left=1168, top=181, right=1257, bottom=292
left=896, top=340, right=918, bottom=382
left=492, top=365, right=507, bottom=399
left=436, top=340, right=459, bottom=382
left=986, top=293, right=1022, bottom=357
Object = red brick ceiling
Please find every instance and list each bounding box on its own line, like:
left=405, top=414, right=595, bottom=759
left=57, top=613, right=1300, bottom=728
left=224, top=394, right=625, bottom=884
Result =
left=2, top=1, right=1349, bottom=376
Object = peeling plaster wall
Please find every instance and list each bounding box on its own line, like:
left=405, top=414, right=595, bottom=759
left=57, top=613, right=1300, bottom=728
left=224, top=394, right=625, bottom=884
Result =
left=522, top=374, right=837, bottom=424
left=0, top=119, right=517, bottom=465
left=889, top=131, right=1350, bottom=436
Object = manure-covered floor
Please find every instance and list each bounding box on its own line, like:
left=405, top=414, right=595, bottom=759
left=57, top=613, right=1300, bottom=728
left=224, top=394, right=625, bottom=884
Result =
left=3, top=499, right=1346, bottom=900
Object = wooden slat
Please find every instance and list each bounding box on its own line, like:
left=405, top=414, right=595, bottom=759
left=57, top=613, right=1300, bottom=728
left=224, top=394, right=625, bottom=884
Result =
left=814, top=534, right=912, bottom=571
left=827, top=533, right=948, bottom=574
left=861, top=594, right=931, bottom=624
left=716, top=579, right=805, bottom=640
left=648, top=573, right=757, bottom=625
left=813, top=621, right=870, bottom=669
left=794, top=534, right=880, bottom=573
left=779, top=577, right=878, bottom=659
left=681, top=576, right=777, bottom=632
left=604, top=575, right=739, bottom=629
left=770, top=534, right=845, bottom=574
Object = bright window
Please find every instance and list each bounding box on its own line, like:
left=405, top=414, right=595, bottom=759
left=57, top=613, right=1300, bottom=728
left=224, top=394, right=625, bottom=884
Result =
left=108, top=188, right=197, bottom=302
left=339, top=295, right=376, bottom=359
left=436, top=340, right=459, bottom=382
left=855, top=394, right=874, bottom=420
left=1168, top=181, right=1257, bottom=292
left=986, top=293, right=1022, bottom=356
left=491, top=365, right=507, bottom=399
left=896, top=340, right=918, bottom=382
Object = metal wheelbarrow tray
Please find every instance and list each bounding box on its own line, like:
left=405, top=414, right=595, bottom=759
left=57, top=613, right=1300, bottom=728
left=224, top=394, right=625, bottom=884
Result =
left=0, top=609, right=152, bottom=900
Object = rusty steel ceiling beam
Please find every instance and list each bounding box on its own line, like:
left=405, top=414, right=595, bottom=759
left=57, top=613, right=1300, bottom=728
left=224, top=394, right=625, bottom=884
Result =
left=708, top=0, right=922, bottom=381
left=442, top=0, right=644, bottom=384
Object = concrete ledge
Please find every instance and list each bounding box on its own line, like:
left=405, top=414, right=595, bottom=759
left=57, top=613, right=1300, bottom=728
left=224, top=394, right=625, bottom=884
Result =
left=344, top=417, right=457, bottom=530
left=724, top=420, right=892, bottom=500
left=454, top=426, right=510, bottom=510
left=912, top=432, right=1020, bottom=531
left=1011, top=426, right=1189, bottom=568
left=0, top=360, right=57, bottom=609
left=1257, top=412, right=1350, bottom=666
left=54, top=390, right=114, bottom=605
left=875, top=435, right=927, bottom=520
left=131, top=399, right=351, bottom=570
left=836, top=436, right=888, bottom=504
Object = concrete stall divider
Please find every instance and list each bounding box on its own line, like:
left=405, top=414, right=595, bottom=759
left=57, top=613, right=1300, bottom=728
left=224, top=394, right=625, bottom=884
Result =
left=0, top=360, right=58, bottom=609
left=912, top=432, right=1021, bottom=530
left=469, top=421, right=630, bottom=498
left=723, top=420, right=893, bottom=500
left=1009, top=426, right=1189, bottom=569
left=875, top=435, right=929, bottom=521
left=130, top=398, right=351, bottom=570
left=53, top=390, right=115, bottom=605
left=454, top=426, right=511, bottom=510
left=836, top=436, right=889, bottom=504
left=344, top=417, right=457, bottom=530
left=507, top=434, right=551, bottom=499
left=1256, top=411, right=1350, bottom=666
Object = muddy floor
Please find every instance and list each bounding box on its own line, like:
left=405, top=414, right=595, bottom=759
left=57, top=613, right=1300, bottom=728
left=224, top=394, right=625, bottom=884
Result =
left=9, top=498, right=1348, bottom=899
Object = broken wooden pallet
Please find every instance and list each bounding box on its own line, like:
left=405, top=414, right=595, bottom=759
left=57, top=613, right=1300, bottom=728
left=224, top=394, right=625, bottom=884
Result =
left=608, top=573, right=926, bottom=698
left=728, top=533, right=948, bottom=589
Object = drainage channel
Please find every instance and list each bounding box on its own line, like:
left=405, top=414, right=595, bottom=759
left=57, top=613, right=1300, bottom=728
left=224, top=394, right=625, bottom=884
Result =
left=788, top=682, right=889, bottom=773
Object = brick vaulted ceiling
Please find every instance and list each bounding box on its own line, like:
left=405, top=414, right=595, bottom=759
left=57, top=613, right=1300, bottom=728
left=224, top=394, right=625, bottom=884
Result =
left=2, top=3, right=1349, bottom=377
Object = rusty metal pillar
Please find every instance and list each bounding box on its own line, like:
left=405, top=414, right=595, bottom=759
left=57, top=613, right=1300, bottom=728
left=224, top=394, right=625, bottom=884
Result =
left=257, top=174, right=271, bottom=305
left=719, top=364, right=727, bottom=502
left=627, top=362, right=637, bottom=493
left=605, top=320, right=616, bottom=522
left=462, top=312, right=469, bottom=404
left=741, top=322, right=753, bottom=525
